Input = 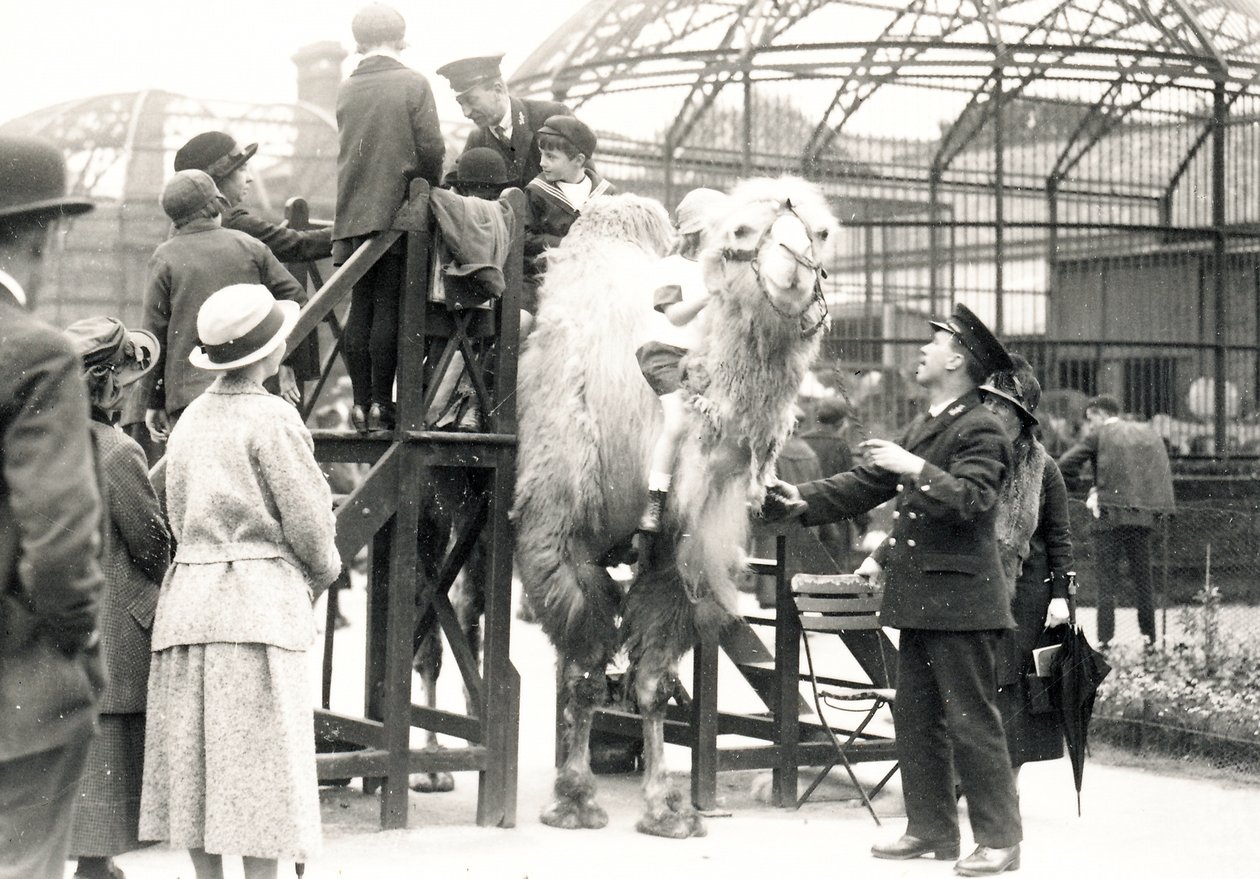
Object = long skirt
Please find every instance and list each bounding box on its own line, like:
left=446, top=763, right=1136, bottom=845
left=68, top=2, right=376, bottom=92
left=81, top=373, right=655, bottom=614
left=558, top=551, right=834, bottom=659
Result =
left=69, top=713, right=149, bottom=857
left=139, top=643, right=320, bottom=861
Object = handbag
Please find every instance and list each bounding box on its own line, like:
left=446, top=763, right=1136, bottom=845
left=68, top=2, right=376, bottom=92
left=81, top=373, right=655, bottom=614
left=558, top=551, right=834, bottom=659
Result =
left=1024, top=624, right=1067, bottom=715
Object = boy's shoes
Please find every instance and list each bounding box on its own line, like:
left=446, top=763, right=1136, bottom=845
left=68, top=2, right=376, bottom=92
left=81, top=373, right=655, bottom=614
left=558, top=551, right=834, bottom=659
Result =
left=350, top=404, right=370, bottom=434
left=637, top=489, right=668, bottom=533
left=368, top=402, right=396, bottom=432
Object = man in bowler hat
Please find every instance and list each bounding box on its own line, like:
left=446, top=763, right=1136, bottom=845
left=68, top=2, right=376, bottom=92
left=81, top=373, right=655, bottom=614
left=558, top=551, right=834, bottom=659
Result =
left=773, top=303, right=1024, bottom=876
left=437, top=53, right=571, bottom=190
left=0, top=134, right=106, bottom=879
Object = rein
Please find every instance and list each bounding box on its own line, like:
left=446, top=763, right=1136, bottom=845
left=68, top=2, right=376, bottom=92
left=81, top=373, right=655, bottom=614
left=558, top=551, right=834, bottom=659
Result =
left=719, top=200, right=829, bottom=337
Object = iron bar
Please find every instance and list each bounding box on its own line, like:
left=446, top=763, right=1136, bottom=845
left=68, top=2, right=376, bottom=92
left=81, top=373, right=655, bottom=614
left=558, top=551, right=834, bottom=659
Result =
left=1212, top=79, right=1229, bottom=455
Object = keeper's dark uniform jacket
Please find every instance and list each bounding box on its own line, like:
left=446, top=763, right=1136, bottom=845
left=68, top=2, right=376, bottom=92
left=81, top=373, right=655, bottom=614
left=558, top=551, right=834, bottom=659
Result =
left=799, top=389, right=1015, bottom=631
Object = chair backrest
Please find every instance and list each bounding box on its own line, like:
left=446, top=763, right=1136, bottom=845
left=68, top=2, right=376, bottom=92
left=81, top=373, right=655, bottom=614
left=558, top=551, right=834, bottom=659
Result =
left=790, top=573, right=883, bottom=633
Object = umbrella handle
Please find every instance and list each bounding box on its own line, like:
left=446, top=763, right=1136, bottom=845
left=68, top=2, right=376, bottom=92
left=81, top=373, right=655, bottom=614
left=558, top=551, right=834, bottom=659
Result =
left=1066, top=571, right=1079, bottom=629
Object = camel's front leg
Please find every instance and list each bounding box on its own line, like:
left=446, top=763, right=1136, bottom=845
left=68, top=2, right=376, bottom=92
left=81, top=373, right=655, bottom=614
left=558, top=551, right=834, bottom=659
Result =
left=540, top=659, right=610, bottom=829
left=634, top=652, right=706, bottom=839
left=409, top=631, right=455, bottom=793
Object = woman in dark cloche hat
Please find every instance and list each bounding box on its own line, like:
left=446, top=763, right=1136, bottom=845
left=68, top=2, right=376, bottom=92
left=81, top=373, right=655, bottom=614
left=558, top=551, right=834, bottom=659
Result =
left=979, top=353, right=1075, bottom=777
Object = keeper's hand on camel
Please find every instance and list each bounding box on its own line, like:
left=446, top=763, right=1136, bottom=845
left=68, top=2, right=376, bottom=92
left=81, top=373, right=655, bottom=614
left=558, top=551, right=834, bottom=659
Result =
left=762, top=479, right=807, bottom=522
left=859, top=438, right=926, bottom=476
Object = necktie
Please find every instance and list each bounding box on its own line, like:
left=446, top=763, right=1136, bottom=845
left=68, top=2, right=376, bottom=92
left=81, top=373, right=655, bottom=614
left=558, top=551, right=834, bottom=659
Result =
left=491, top=125, right=510, bottom=148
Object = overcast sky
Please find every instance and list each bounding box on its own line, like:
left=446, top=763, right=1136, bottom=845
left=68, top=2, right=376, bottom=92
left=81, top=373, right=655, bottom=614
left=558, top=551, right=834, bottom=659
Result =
left=2, top=0, right=589, bottom=125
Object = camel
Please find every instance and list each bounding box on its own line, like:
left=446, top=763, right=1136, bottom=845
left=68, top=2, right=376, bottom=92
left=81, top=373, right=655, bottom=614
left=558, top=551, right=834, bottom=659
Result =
left=513, top=180, right=836, bottom=838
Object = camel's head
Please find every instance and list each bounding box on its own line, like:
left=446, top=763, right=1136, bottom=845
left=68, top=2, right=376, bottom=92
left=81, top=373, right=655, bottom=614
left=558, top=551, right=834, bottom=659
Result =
left=560, top=193, right=676, bottom=260
left=703, top=176, right=837, bottom=334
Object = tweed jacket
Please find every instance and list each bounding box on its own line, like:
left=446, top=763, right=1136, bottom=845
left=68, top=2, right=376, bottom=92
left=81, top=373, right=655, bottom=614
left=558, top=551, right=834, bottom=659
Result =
left=1057, top=417, right=1175, bottom=529
left=153, top=376, right=340, bottom=652
left=89, top=417, right=169, bottom=713
left=0, top=285, right=105, bottom=760
left=334, top=55, right=445, bottom=242
left=799, top=389, right=1016, bottom=631
left=462, top=96, right=572, bottom=190
left=222, top=202, right=333, bottom=264
left=139, top=219, right=307, bottom=414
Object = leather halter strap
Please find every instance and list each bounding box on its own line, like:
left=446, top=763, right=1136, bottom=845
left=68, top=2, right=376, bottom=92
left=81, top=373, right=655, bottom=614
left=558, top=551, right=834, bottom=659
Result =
left=718, top=199, right=829, bottom=337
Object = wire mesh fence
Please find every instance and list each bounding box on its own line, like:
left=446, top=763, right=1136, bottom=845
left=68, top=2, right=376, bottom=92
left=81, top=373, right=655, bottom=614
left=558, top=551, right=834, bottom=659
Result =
left=1068, top=496, right=1260, bottom=775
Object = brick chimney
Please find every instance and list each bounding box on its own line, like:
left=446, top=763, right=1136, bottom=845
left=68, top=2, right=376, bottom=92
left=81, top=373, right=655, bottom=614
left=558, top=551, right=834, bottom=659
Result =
left=292, top=41, right=347, bottom=115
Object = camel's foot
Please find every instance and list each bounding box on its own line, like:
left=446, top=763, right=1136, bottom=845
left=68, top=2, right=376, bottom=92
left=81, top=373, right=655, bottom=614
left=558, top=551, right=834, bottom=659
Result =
left=408, top=771, right=455, bottom=793
left=539, top=770, right=608, bottom=830
left=635, top=789, right=707, bottom=839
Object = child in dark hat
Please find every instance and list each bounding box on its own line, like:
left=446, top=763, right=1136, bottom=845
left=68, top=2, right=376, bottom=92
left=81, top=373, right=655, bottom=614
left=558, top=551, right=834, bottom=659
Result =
left=452, top=147, right=512, bottom=200
left=334, top=3, right=445, bottom=432
left=522, top=115, right=613, bottom=313
left=140, top=171, right=308, bottom=445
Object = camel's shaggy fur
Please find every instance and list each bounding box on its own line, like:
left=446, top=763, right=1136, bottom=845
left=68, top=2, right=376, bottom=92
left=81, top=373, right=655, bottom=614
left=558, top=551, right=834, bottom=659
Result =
left=514, top=181, right=836, bottom=838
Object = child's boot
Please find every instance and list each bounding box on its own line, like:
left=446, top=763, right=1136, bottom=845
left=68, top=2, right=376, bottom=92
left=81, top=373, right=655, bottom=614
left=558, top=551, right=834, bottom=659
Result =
left=638, top=489, right=668, bottom=533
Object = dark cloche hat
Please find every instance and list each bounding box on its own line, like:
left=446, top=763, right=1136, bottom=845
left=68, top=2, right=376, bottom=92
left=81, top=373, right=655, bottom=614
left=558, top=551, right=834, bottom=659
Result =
left=929, top=302, right=1013, bottom=376
left=436, top=54, right=505, bottom=96
left=538, top=115, right=597, bottom=159
left=351, top=3, right=407, bottom=48
left=0, top=135, right=94, bottom=224
left=980, top=353, right=1040, bottom=426
left=456, top=147, right=511, bottom=186
left=173, top=131, right=257, bottom=180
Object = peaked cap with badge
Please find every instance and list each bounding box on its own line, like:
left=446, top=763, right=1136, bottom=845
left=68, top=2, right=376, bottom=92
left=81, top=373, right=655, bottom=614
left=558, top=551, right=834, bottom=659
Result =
left=437, top=54, right=505, bottom=97
left=929, top=302, right=1013, bottom=376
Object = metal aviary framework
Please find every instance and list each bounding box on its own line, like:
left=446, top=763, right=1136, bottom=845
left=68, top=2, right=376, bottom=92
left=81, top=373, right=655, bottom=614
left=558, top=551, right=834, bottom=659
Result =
left=510, top=0, right=1260, bottom=456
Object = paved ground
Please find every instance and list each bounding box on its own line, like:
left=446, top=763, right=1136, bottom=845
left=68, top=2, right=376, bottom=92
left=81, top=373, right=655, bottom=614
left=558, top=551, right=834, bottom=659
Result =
left=95, top=585, right=1260, bottom=879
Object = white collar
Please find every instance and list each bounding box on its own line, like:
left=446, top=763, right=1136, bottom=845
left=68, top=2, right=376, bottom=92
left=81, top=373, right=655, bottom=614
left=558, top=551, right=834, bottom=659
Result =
left=362, top=47, right=402, bottom=62
left=0, top=268, right=27, bottom=306
left=928, top=395, right=962, bottom=418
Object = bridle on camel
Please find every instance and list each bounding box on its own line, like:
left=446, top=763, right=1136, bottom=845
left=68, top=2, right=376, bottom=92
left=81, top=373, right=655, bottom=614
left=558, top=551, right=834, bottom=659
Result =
left=718, top=198, right=829, bottom=338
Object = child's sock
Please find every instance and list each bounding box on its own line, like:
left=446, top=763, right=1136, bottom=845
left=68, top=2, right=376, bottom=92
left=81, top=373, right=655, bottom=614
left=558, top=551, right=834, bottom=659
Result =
left=648, top=471, right=673, bottom=493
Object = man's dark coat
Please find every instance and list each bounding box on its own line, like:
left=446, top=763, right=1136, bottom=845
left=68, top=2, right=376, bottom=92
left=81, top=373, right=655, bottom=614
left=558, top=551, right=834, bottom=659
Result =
left=799, top=389, right=1015, bottom=631
left=462, top=96, right=570, bottom=190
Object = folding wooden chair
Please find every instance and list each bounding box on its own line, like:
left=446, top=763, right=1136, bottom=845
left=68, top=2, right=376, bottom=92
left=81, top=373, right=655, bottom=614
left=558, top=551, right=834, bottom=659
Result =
left=791, top=572, right=898, bottom=823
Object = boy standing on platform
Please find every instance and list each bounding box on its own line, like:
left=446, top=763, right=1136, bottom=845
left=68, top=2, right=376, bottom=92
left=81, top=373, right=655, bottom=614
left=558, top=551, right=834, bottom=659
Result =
left=522, top=115, right=613, bottom=313
left=334, top=3, right=445, bottom=432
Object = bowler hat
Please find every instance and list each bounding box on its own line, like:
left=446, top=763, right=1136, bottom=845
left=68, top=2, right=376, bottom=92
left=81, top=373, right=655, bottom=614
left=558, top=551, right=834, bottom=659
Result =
left=351, top=3, right=407, bottom=48
left=161, top=170, right=220, bottom=225
left=190, top=284, right=300, bottom=371
left=537, top=116, right=596, bottom=160
left=436, top=54, right=505, bottom=96
left=0, top=135, right=93, bottom=224
left=455, top=147, right=511, bottom=187
left=980, top=354, right=1040, bottom=426
left=675, top=187, right=729, bottom=235
left=173, top=131, right=257, bottom=180
left=929, top=302, right=1013, bottom=376
left=64, top=316, right=159, bottom=388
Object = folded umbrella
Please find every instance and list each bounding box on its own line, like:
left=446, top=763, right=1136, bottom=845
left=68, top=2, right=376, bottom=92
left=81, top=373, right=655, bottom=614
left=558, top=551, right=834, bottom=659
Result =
left=1049, top=573, right=1112, bottom=815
